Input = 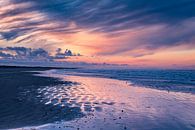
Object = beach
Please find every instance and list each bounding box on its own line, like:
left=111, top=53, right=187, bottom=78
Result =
left=0, top=67, right=195, bottom=130
left=0, top=67, right=83, bottom=129
left=1, top=0, right=195, bottom=129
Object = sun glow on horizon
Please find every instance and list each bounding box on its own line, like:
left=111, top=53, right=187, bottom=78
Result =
left=0, top=0, right=195, bottom=68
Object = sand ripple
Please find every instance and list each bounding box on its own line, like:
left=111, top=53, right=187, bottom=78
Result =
left=19, top=71, right=195, bottom=130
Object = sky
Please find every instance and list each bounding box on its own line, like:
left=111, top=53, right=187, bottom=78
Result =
left=0, top=0, right=195, bottom=68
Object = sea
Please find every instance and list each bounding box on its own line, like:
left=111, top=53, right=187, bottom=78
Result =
left=53, top=68, right=195, bottom=93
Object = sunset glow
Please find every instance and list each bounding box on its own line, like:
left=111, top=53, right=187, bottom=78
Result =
left=0, top=0, right=195, bottom=68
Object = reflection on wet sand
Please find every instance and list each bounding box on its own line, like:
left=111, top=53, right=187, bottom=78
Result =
left=20, top=71, right=195, bottom=130
left=0, top=68, right=84, bottom=130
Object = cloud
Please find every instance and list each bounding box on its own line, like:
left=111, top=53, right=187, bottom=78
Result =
left=0, top=52, right=13, bottom=58
left=97, top=19, right=195, bottom=56
left=9, top=0, right=195, bottom=31
left=0, top=47, right=52, bottom=61
left=0, top=47, right=81, bottom=62
left=2, top=0, right=195, bottom=34
left=54, top=48, right=81, bottom=59
left=0, top=0, right=195, bottom=59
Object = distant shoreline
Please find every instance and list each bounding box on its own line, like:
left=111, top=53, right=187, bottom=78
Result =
left=0, top=65, right=79, bottom=70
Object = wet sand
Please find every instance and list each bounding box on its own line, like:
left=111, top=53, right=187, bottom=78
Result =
left=0, top=67, right=83, bottom=129
left=14, top=70, right=195, bottom=130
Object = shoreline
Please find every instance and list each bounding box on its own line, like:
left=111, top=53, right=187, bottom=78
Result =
left=0, top=65, right=79, bottom=70
left=0, top=67, right=83, bottom=130
left=0, top=67, right=194, bottom=130
left=41, top=69, right=195, bottom=94
left=13, top=70, right=195, bottom=130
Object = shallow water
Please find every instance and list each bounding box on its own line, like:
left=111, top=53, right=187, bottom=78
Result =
left=53, top=69, right=195, bottom=93
left=15, top=69, right=195, bottom=130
